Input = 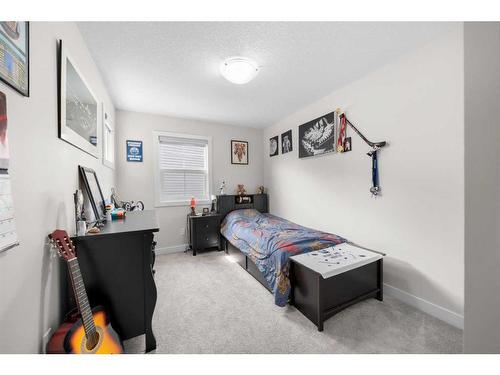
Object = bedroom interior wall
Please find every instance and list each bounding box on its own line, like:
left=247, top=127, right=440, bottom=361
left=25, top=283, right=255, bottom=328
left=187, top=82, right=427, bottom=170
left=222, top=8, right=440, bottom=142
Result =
left=263, top=25, right=464, bottom=328
left=463, top=22, right=500, bottom=353
left=115, top=110, right=264, bottom=251
left=0, top=22, right=116, bottom=353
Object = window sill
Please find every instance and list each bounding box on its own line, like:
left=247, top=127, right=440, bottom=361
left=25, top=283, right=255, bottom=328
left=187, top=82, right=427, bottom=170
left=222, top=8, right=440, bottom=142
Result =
left=155, top=200, right=211, bottom=208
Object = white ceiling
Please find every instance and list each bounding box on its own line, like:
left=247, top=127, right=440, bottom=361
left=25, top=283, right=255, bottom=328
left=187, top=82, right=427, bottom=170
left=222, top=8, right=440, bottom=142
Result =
left=78, top=22, right=455, bottom=128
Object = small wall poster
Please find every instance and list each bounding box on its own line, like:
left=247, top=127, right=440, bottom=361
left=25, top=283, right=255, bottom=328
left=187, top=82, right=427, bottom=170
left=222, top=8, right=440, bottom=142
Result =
left=0, top=91, right=19, bottom=252
left=126, top=140, right=143, bottom=162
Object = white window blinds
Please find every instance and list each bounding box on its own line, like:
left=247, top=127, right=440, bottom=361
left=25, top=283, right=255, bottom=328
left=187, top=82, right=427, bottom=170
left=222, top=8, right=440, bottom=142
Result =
left=157, top=135, right=209, bottom=204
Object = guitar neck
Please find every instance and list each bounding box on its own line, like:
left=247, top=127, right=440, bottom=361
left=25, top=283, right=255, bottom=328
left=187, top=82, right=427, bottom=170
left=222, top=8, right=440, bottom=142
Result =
left=67, top=258, right=96, bottom=339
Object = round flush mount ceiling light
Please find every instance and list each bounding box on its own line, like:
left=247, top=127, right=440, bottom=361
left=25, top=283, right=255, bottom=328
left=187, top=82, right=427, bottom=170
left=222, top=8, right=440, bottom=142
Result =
left=220, top=57, right=259, bottom=84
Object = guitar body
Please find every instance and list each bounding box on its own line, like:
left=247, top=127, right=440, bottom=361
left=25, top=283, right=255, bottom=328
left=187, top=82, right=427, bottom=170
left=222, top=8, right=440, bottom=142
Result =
left=47, top=306, right=123, bottom=354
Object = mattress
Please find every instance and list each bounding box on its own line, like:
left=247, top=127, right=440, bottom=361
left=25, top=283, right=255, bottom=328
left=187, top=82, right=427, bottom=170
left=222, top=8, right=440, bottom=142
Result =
left=220, top=209, right=346, bottom=306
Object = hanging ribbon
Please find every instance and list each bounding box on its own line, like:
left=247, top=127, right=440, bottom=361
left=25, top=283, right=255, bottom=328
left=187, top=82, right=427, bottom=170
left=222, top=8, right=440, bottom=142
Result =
left=337, top=113, right=347, bottom=152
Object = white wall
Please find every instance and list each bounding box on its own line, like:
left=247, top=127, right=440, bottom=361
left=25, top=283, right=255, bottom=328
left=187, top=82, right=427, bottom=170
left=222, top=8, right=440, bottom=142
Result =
left=0, top=22, right=115, bottom=353
left=115, top=110, right=264, bottom=251
left=463, top=22, right=500, bottom=353
left=263, top=25, right=464, bottom=327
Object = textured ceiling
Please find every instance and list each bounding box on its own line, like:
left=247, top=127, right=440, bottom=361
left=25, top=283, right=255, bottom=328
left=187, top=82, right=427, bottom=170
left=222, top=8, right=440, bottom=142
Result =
left=78, top=22, right=456, bottom=128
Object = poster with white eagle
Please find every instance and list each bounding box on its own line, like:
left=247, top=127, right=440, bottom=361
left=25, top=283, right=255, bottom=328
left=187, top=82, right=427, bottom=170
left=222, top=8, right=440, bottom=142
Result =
left=298, top=111, right=337, bottom=158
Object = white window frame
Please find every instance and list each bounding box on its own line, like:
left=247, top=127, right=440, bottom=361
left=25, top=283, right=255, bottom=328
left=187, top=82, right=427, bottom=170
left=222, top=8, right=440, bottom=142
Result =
left=102, top=104, right=115, bottom=169
left=153, top=131, right=212, bottom=207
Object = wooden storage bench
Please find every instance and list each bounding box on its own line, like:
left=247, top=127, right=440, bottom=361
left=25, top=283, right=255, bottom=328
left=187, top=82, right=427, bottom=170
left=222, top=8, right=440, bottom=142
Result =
left=290, top=243, right=384, bottom=331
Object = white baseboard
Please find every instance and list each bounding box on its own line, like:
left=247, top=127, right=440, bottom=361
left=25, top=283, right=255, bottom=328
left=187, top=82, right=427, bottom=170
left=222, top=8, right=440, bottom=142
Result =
left=155, top=244, right=188, bottom=255
left=384, top=283, right=463, bottom=330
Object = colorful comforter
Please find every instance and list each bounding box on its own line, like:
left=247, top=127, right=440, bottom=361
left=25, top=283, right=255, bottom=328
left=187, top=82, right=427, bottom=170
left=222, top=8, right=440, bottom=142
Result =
left=220, top=209, right=346, bottom=306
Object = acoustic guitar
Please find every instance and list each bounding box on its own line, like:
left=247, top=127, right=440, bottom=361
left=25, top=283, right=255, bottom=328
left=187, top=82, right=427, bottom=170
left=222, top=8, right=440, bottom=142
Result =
left=47, top=229, right=123, bottom=354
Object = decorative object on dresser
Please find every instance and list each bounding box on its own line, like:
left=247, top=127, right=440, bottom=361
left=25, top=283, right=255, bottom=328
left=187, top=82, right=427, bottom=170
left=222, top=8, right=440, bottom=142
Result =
left=298, top=110, right=336, bottom=158
left=281, top=129, right=292, bottom=154
left=188, top=213, right=222, bottom=256
left=111, top=187, right=144, bottom=211
left=63, top=210, right=159, bottom=353
left=48, top=229, right=123, bottom=354
left=269, top=135, right=279, bottom=156
left=79, top=166, right=106, bottom=224
left=257, top=185, right=265, bottom=194
left=231, top=140, right=248, bottom=165
left=0, top=22, right=29, bottom=97
left=58, top=39, right=100, bottom=158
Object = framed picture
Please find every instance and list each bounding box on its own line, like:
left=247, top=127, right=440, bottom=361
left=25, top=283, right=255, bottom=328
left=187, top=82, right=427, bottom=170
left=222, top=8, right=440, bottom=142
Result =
left=343, top=137, right=352, bottom=152
left=0, top=22, right=29, bottom=97
left=58, top=40, right=100, bottom=158
left=126, top=140, right=143, bottom=162
left=270, top=136, right=279, bottom=157
left=0, top=91, right=9, bottom=170
left=281, top=129, right=292, bottom=154
left=298, top=111, right=336, bottom=158
left=231, top=140, right=248, bottom=165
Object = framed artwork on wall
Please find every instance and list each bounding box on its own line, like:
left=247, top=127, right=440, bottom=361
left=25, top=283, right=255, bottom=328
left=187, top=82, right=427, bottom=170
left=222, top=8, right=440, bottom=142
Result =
left=58, top=40, right=100, bottom=158
left=231, top=140, right=248, bottom=165
left=0, top=22, right=29, bottom=97
left=270, top=136, right=279, bottom=157
left=298, top=111, right=336, bottom=159
left=126, top=140, right=143, bottom=162
left=281, top=129, right=292, bottom=154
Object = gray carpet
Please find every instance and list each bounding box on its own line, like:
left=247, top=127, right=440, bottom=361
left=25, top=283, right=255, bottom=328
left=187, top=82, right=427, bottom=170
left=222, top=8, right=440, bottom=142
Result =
left=150, top=251, right=462, bottom=354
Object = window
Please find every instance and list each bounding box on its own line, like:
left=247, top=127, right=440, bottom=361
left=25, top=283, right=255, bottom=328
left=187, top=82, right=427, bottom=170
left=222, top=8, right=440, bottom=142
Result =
left=102, top=107, right=115, bottom=169
left=154, top=131, right=212, bottom=206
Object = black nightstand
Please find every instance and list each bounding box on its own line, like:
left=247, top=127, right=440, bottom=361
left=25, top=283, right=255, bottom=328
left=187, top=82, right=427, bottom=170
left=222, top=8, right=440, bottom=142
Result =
left=188, top=213, right=222, bottom=256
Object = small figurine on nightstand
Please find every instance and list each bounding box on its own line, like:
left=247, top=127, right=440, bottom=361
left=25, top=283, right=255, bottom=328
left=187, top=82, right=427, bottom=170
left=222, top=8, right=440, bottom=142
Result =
left=236, top=184, right=246, bottom=196
left=257, top=185, right=265, bottom=194
left=190, top=196, right=196, bottom=215
left=219, top=180, right=226, bottom=195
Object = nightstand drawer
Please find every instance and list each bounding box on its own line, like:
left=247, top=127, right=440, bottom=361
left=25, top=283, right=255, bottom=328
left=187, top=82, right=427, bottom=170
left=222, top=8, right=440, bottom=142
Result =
left=195, top=231, right=219, bottom=248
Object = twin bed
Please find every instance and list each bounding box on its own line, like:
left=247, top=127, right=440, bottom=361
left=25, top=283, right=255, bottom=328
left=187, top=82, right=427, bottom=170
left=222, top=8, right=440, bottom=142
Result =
left=216, top=194, right=383, bottom=330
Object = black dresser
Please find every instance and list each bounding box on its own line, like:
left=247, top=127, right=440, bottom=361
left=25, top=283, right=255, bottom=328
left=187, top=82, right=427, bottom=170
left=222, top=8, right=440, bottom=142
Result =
left=62, top=210, right=159, bottom=353
left=188, top=213, right=222, bottom=256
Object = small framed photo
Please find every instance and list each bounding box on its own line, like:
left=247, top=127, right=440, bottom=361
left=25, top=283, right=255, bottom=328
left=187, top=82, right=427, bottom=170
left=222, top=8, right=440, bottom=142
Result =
left=202, top=207, right=210, bottom=216
left=343, top=137, right=352, bottom=152
left=0, top=22, right=29, bottom=97
left=231, top=140, right=248, bottom=165
left=270, top=136, right=279, bottom=157
left=281, top=129, right=292, bottom=154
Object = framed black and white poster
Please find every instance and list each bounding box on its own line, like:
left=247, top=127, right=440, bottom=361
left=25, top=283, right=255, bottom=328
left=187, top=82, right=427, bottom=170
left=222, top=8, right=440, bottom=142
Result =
left=231, top=140, right=248, bottom=165
left=269, top=135, right=279, bottom=157
left=281, top=129, right=292, bottom=154
left=58, top=40, right=100, bottom=158
left=0, top=22, right=29, bottom=97
left=298, top=111, right=336, bottom=159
